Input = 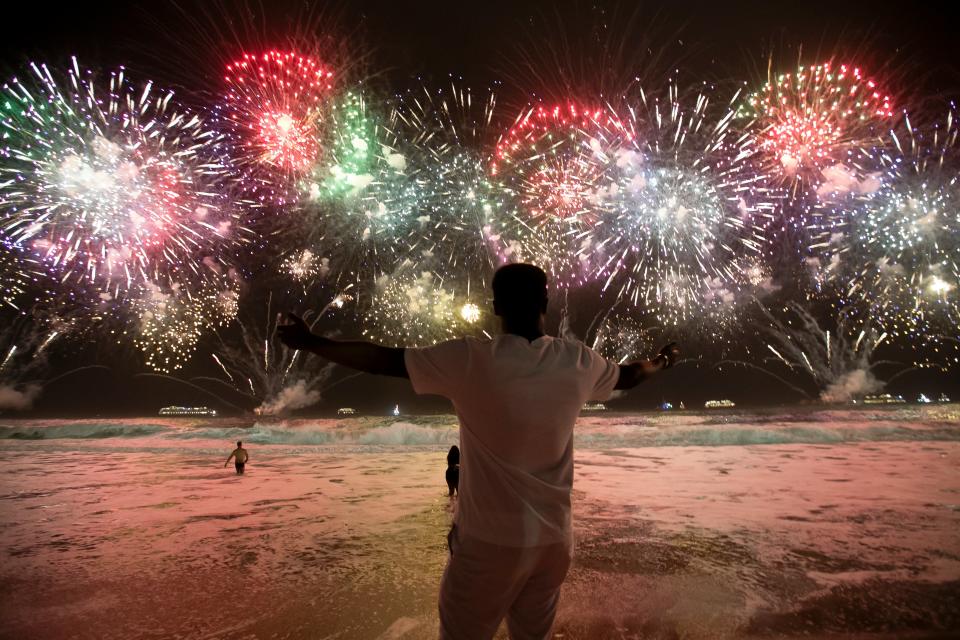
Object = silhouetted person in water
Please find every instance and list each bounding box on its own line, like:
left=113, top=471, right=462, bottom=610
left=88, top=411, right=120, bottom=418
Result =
left=278, top=263, right=678, bottom=640
left=446, top=445, right=460, bottom=497
left=224, top=441, right=249, bottom=474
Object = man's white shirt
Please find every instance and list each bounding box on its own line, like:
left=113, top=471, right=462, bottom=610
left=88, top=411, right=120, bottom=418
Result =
left=405, top=334, right=619, bottom=547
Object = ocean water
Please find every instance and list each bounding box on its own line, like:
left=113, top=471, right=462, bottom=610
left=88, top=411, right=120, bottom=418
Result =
left=1, top=406, right=958, bottom=639
left=2, top=403, right=958, bottom=449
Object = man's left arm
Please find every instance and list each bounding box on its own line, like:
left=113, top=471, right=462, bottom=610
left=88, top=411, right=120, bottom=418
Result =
left=615, top=343, right=680, bottom=390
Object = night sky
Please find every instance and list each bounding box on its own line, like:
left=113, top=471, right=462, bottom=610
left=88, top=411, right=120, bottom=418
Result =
left=2, top=1, right=957, bottom=416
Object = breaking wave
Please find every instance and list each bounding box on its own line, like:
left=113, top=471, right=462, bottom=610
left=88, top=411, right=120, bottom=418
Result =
left=1, top=406, right=957, bottom=449
left=169, top=420, right=458, bottom=446
left=0, top=422, right=170, bottom=440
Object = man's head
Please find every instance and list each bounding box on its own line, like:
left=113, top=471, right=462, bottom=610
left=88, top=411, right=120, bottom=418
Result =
left=492, top=263, right=548, bottom=322
left=237, top=441, right=242, bottom=448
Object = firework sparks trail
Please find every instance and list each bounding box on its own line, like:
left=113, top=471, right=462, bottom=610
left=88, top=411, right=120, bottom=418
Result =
left=36, top=330, right=61, bottom=355
left=753, top=300, right=914, bottom=401
left=0, top=311, right=72, bottom=409
left=0, top=346, right=16, bottom=372
left=212, top=289, right=353, bottom=414
left=211, top=353, right=234, bottom=383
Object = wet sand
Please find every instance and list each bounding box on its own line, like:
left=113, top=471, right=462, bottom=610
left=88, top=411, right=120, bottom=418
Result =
left=0, top=429, right=958, bottom=638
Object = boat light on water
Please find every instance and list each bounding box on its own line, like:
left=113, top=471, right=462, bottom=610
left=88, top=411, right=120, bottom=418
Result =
left=863, top=394, right=906, bottom=405
left=158, top=406, right=217, bottom=417
left=705, top=399, right=736, bottom=409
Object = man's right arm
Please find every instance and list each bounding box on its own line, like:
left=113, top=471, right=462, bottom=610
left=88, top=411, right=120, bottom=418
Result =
left=615, top=359, right=664, bottom=390
left=277, top=314, right=408, bottom=378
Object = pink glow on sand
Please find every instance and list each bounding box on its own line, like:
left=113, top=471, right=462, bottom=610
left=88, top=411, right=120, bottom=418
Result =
left=1, top=410, right=958, bottom=638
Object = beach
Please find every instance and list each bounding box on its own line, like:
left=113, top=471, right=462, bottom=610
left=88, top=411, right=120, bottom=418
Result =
left=0, top=406, right=958, bottom=639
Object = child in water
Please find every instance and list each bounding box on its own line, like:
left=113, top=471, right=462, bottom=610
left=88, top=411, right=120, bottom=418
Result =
left=446, top=445, right=460, bottom=496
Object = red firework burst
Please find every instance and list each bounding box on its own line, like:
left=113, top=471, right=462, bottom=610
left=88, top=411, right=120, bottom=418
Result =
left=489, top=103, right=634, bottom=289
left=493, top=103, right=632, bottom=222
left=740, top=61, right=894, bottom=196
left=222, top=50, right=334, bottom=199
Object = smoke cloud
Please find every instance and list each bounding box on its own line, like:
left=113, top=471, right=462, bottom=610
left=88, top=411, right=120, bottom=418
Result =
left=346, top=173, right=374, bottom=194
left=257, top=380, right=322, bottom=415
left=382, top=146, right=407, bottom=172
left=820, top=369, right=883, bottom=403
left=0, top=384, right=42, bottom=411
left=816, top=164, right=883, bottom=200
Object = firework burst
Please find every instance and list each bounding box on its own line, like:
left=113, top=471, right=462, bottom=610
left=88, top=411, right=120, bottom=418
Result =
left=300, top=83, right=508, bottom=290
left=810, top=109, right=959, bottom=367
left=362, top=268, right=487, bottom=347
left=281, top=248, right=330, bottom=282
left=737, top=61, right=895, bottom=203
left=490, top=102, right=634, bottom=288
left=131, top=279, right=239, bottom=373
left=217, top=50, right=335, bottom=205
left=304, top=90, right=378, bottom=201
left=297, top=89, right=416, bottom=285
left=386, top=82, right=507, bottom=280
left=578, top=82, right=777, bottom=326
left=0, top=58, right=247, bottom=303
left=590, top=313, right=654, bottom=363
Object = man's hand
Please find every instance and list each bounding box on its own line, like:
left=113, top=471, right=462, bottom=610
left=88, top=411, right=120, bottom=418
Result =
left=652, top=342, right=680, bottom=370
left=276, top=313, right=316, bottom=351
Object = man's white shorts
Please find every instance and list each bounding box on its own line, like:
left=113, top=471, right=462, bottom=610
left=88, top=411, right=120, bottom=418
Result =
left=439, top=527, right=572, bottom=640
